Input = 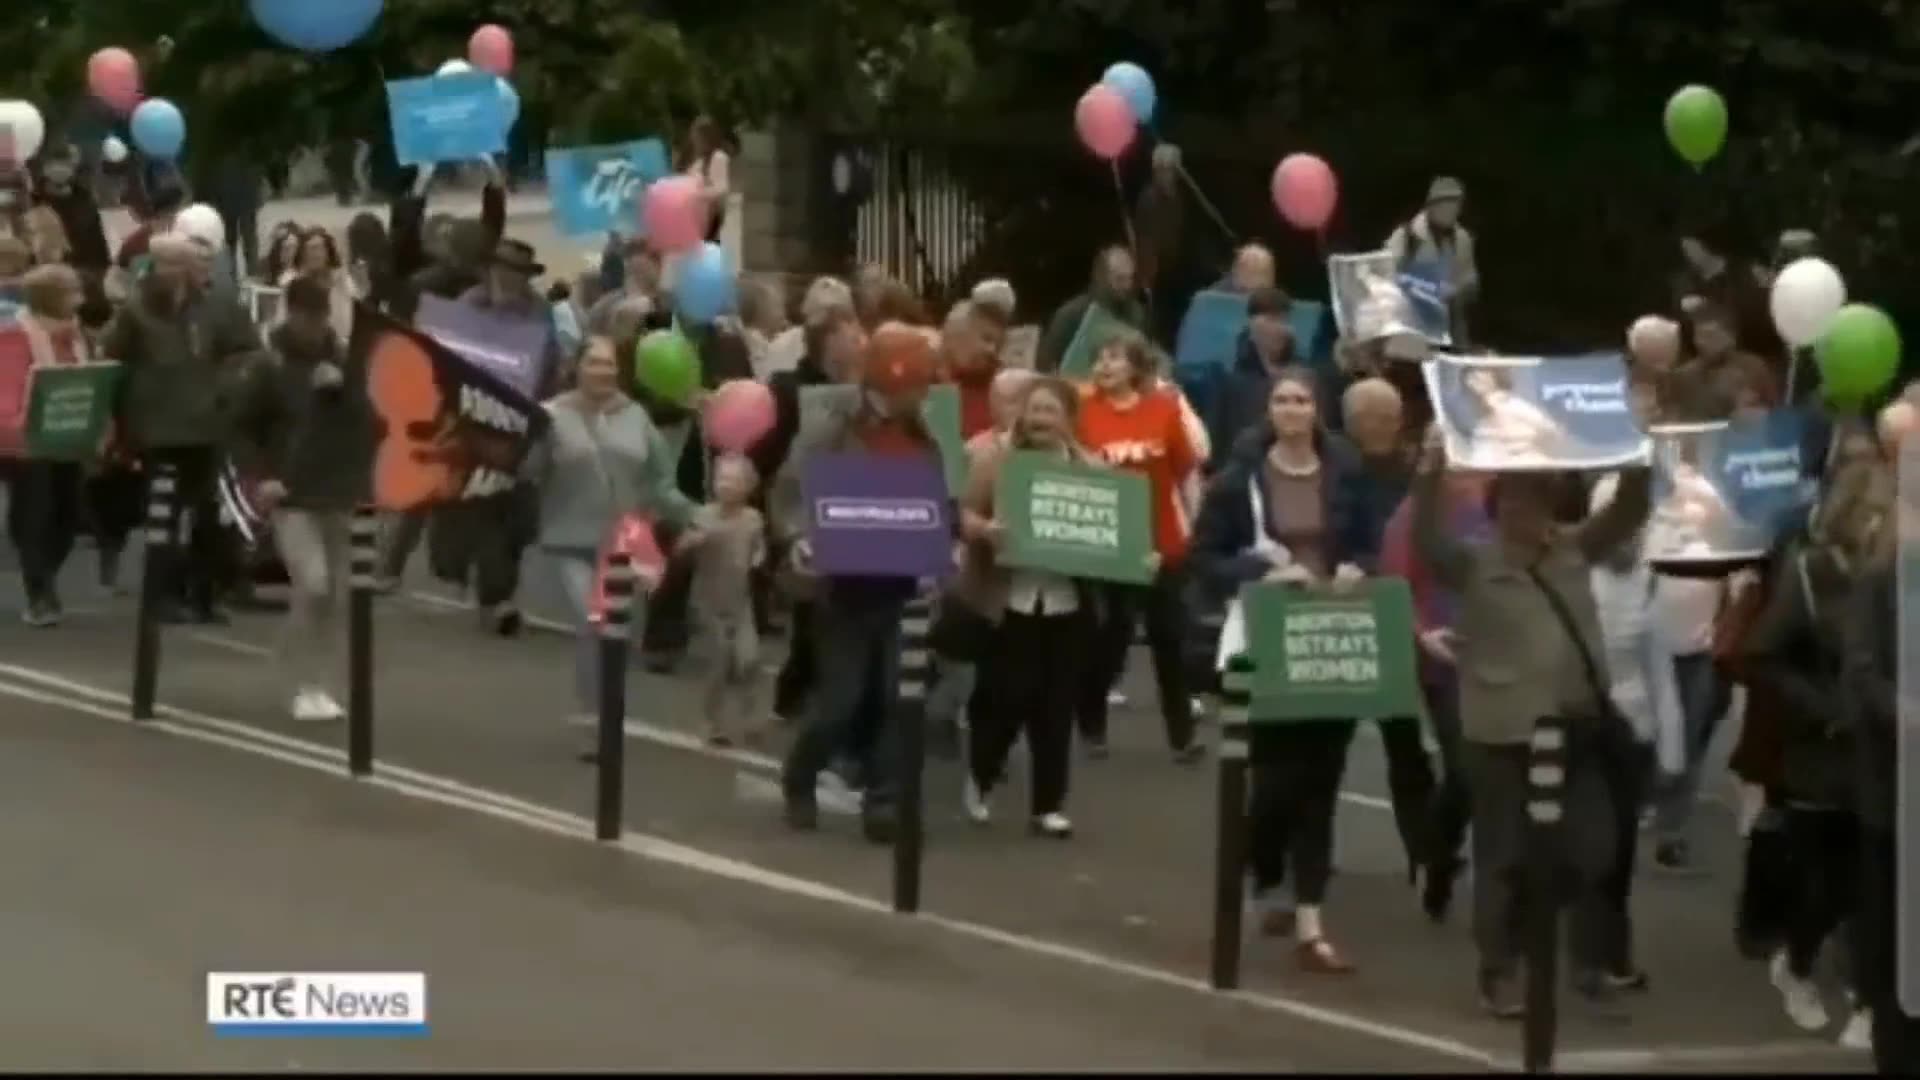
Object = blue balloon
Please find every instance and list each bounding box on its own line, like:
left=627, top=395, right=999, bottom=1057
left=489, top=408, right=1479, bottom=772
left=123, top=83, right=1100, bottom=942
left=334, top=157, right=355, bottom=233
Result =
left=130, top=99, right=186, bottom=160
left=677, top=243, right=736, bottom=325
left=1101, top=61, right=1157, bottom=125
left=250, top=0, right=383, bottom=53
left=496, top=78, right=520, bottom=132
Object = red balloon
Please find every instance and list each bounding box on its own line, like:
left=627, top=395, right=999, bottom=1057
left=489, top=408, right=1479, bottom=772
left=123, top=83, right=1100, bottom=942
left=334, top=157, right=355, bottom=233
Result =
left=87, top=48, right=142, bottom=115
left=642, top=175, right=706, bottom=254
left=468, top=24, right=514, bottom=76
left=704, top=379, right=777, bottom=453
left=1271, top=153, right=1339, bottom=232
left=1074, top=84, right=1136, bottom=161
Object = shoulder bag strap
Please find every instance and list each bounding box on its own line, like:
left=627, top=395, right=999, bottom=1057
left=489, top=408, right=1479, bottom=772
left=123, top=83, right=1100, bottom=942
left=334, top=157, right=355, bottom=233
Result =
left=1525, top=562, right=1616, bottom=718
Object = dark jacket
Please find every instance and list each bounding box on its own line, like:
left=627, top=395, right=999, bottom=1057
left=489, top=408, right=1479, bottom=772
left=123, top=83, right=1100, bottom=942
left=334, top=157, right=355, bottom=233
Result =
left=390, top=181, right=506, bottom=320
left=1844, top=563, right=1897, bottom=831
left=1737, top=536, right=1857, bottom=809
left=102, top=276, right=262, bottom=451
left=750, top=348, right=832, bottom=487
left=1186, top=425, right=1382, bottom=667
left=1205, top=330, right=1300, bottom=469
left=229, top=323, right=373, bottom=511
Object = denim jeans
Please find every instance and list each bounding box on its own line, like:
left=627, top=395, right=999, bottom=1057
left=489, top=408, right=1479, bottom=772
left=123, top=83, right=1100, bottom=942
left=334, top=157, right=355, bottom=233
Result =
left=781, top=595, right=905, bottom=812
left=1652, top=651, right=1732, bottom=845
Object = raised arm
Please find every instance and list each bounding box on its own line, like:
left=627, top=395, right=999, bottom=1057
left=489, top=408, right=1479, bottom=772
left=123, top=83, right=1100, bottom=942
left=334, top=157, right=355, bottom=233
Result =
left=1576, top=466, right=1651, bottom=564
left=1410, top=427, right=1471, bottom=590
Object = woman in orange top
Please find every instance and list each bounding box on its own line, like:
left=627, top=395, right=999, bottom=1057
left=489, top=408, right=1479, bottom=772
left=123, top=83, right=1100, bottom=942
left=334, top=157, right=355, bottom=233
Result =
left=1074, top=331, right=1201, bottom=761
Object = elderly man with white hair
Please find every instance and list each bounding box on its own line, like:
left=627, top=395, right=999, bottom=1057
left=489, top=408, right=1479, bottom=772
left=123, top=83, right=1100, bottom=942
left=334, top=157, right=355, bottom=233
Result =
left=1227, top=243, right=1277, bottom=293
left=100, top=230, right=263, bottom=624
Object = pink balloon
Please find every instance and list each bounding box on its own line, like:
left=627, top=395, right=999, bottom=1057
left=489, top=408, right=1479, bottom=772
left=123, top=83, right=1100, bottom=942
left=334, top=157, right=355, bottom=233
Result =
left=1074, top=84, right=1136, bottom=161
left=1271, top=153, right=1339, bottom=232
left=704, top=379, right=777, bottom=454
left=87, top=48, right=142, bottom=115
left=643, top=175, right=706, bottom=254
left=468, top=24, right=514, bottom=76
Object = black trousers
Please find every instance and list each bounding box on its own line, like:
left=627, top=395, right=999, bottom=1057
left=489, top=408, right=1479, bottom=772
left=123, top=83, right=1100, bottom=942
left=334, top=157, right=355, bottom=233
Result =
left=84, top=463, right=144, bottom=556
left=5, top=461, right=82, bottom=599
left=1783, top=806, right=1859, bottom=980
left=143, top=446, right=224, bottom=614
left=1581, top=733, right=1654, bottom=977
left=1076, top=567, right=1195, bottom=751
left=641, top=541, right=693, bottom=657
left=1378, top=715, right=1436, bottom=873
left=971, top=608, right=1083, bottom=817
left=773, top=598, right=816, bottom=720
left=1420, top=673, right=1473, bottom=872
left=1854, top=826, right=1920, bottom=1073
left=1248, top=720, right=1357, bottom=906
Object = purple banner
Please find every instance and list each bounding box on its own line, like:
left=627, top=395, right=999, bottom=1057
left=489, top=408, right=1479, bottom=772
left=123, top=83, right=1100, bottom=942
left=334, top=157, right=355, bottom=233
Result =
left=413, top=293, right=551, bottom=400
left=802, top=452, right=953, bottom=578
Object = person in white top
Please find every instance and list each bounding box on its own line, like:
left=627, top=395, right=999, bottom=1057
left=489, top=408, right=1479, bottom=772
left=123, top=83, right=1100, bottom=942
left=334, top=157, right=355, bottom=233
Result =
left=688, top=116, right=732, bottom=244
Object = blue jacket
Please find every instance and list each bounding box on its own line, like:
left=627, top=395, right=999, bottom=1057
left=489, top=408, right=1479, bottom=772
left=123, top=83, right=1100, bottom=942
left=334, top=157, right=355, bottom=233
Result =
left=1187, top=425, right=1383, bottom=608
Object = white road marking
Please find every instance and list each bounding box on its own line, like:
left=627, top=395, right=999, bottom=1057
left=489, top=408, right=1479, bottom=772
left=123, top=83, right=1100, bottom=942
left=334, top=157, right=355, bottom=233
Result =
left=188, top=631, right=274, bottom=658
left=0, top=663, right=1497, bottom=1068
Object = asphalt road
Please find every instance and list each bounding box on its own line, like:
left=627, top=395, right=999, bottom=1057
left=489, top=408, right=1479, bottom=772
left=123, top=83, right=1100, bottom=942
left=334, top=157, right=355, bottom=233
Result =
left=0, top=534, right=1870, bottom=1074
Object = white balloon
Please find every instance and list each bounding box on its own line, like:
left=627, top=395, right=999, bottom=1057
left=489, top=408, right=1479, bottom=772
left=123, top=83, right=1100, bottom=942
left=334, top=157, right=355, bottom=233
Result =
left=0, top=100, right=46, bottom=160
left=102, top=135, right=128, bottom=164
left=1769, top=256, right=1847, bottom=348
left=437, top=59, right=474, bottom=77
left=174, top=203, right=226, bottom=252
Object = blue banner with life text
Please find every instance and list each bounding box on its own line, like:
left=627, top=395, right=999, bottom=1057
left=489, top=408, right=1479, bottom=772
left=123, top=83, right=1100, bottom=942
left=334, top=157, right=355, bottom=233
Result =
left=386, top=72, right=508, bottom=167
left=544, top=139, right=672, bottom=237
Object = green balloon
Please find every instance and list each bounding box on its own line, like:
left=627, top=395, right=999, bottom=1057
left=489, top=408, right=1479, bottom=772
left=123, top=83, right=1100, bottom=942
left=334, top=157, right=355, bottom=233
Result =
left=634, top=330, right=701, bottom=405
left=1664, top=84, right=1728, bottom=168
left=1816, top=303, right=1901, bottom=405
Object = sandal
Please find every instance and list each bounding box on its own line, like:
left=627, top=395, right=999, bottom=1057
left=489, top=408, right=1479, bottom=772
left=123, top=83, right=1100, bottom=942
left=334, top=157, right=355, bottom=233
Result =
left=1296, top=938, right=1355, bottom=975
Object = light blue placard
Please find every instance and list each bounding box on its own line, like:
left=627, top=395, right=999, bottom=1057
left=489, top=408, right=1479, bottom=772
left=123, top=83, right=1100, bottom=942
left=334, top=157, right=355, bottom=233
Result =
left=544, top=139, right=672, bottom=237
left=386, top=72, right=508, bottom=167
left=1397, top=257, right=1452, bottom=345
left=1289, top=299, right=1328, bottom=363
left=1174, top=289, right=1248, bottom=373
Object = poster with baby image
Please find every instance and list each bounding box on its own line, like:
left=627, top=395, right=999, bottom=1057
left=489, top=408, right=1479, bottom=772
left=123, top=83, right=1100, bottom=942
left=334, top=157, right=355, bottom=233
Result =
left=1327, top=251, right=1424, bottom=354
left=1645, top=412, right=1815, bottom=563
left=1423, top=352, right=1650, bottom=472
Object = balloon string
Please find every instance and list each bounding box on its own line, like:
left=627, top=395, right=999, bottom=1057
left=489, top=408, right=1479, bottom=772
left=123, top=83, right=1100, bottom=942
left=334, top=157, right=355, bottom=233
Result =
left=1111, top=160, right=1139, bottom=257
left=1175, top=163, right=1237, bottom=245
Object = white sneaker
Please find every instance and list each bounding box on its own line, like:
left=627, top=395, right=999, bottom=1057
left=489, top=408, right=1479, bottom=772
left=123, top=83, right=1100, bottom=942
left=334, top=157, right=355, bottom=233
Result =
left=1107, top=689, right=1128, bottom=707
left=963, top=777, right=991, bottom=825
left=1030, top=812, right=1073, bottom=838
left=1769, top=950, right=1831, bottom=1032
left=291, top=689, right=343, bottom=723
left=1839, top=1008, right=1873, bottom=1051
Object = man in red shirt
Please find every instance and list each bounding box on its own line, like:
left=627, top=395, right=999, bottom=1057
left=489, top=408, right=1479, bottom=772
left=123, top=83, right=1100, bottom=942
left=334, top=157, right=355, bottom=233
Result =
left=938, top=299, right=1006, bottom=441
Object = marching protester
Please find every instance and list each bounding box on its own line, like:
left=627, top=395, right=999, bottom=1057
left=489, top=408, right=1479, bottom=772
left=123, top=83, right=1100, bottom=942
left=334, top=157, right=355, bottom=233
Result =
left=940, top=300, right=1006, bottom=440
left=259, top=222, right=302, bottom=284
left=770, top=321, right=941, bottom=842
left=1074, top=331, right=1202, bottom=761
left=101, top=232, right=262, bottom=625
left=227, top=273, right=371, bottom=721
left=344, top=212, right=401, bottom=313
left=686, top=116, right=732, bottom=247
left=5, top=263, right=96, bottom=626
left=1204, top=286, right=1300, bottom=464
left=956, top=376, right=1103, bottom=836
left=585, top=237, right=669, bottom=337
left=1038, top=245, right=1147, bottom=373
left=1411, top=421, right=1652, bottom=1016
left=1189, top=365, right=1380, bottom=972
left=1385, top=177, right=1479, bottom=345
left=521, top=333, right=694, bottom=729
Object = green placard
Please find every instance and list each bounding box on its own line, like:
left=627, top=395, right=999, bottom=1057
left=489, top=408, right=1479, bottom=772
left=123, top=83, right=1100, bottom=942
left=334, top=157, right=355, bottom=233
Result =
left=1245, top=578, right=1419, bottom=722
left=995, top=449, right=1154, bottom=584
left=24, top=362, right=122, bottom=461
left=1059, top=302, right=1132, bottom=379
left=920, top=383, right=965, bottom=494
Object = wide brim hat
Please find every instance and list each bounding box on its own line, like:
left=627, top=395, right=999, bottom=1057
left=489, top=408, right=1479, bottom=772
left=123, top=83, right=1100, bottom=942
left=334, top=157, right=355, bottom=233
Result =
left=490, top=239, right=546, bottom=277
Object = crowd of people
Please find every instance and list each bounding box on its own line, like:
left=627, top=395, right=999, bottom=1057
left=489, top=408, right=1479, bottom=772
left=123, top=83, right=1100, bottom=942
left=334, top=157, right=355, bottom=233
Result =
left=3, top=129, right=1917, bottom=1071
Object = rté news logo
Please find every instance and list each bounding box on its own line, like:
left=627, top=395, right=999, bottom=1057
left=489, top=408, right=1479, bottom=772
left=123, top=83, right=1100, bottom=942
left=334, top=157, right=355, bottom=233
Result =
left=206, top=972, right=428, bottom=1037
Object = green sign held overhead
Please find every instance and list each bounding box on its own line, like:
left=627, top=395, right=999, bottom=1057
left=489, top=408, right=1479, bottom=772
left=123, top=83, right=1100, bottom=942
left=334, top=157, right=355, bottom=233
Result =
left=1244, top=578, right=1418, bottom=722
left=995, top=449, right=1154, bottom=585
left=24, top=362, right=122, bottom=462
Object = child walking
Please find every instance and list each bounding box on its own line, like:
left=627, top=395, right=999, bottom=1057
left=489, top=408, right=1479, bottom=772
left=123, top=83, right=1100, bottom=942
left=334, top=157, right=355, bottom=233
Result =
left=680, top=453, right=767, bottom=746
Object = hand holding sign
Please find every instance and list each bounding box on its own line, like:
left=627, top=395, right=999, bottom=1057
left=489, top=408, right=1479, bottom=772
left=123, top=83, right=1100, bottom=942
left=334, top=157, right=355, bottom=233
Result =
left=1331, top=562, right=1365, bottom=592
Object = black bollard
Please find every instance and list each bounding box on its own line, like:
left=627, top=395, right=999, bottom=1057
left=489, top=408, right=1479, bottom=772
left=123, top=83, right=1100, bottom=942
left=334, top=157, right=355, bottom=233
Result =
left=1523, top=714, right=1570, bottom=1073
left=893, top=602, right=931, bottom=914
left=594, top=552, right=635, bottom=842
left=1209, top=660, right=1252, bottom=990
left=346, top=505, right=380, bottom=777
left=129, top=464, right=178, bottom=721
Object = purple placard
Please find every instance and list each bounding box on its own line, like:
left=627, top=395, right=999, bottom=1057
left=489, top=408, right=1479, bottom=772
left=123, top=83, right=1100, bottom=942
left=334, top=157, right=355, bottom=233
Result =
left=802, top=452, right=952, bottom=578
left=414, top=293, right=551, bottom=399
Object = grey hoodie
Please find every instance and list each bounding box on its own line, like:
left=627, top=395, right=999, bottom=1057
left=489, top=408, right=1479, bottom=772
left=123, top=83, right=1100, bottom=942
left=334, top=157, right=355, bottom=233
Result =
left=522, top=390, right=696, bottom=550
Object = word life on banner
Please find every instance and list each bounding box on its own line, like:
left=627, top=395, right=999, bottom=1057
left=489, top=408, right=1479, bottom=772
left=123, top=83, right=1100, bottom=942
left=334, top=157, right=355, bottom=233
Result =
left=1243, top=578, right=1419, bottom=722
left=545, top=139, right=671, bottom=237
left=1424, top=351, right=1650, bottom=472
left=995, top=450, right=1153, bottom=584
left=800, top=451, right=953, bottom=579
left=359, top=304, right=547, bottom=511
left=1645, top=410, right=1814, bottom=563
